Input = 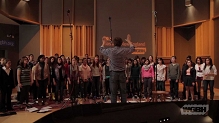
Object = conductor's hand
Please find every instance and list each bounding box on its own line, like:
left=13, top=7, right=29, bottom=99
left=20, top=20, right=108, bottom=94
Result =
left=126, top=34, right=131, bottom=42
left=125, top=34, right=132, bottom=45
left=102, top=36, right=110, bottom=46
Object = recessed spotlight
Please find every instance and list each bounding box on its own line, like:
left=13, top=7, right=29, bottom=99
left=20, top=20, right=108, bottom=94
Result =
left=185, top=0, right=192, bottom=7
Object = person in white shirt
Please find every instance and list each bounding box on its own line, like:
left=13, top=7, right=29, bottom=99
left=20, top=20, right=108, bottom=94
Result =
left=156, top=58, right=166, bottom=91
left=195, top=57, right=205, bottom=100
left=202, top=57, right=217, bottom=100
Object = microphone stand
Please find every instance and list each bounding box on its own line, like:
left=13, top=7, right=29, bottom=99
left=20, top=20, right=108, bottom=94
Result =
left=109, top=17, right=113, bottom=44
left=61, top=10, right=76, bottom=109
left=154, top=11, right=158, bottom=101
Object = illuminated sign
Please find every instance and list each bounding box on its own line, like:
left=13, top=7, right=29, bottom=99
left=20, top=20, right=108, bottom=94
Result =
left=0, top=40, right=15, bottom=47
left=105, top=41, right=147, bottom=55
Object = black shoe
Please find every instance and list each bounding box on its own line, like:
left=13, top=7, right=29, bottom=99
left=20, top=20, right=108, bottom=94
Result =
left=0, top=109, right=7, bottom=113
left=127, top=95, right=132, bottom=98
left=202, top=98, right=207, bottom=101
left=197, top=92, right=201, bottom=100
left=7, top=107, right=14, bottom=111
left=210, top=95, right=214, bottom=100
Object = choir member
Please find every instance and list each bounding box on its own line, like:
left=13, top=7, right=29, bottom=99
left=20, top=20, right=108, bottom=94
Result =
left=167, top=56, right=180, bottom=101
left=203, top=57, right=217, bottom=100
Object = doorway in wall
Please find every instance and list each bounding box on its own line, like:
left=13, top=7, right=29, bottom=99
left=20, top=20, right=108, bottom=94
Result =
left=0, top=50, right=5, bottom=58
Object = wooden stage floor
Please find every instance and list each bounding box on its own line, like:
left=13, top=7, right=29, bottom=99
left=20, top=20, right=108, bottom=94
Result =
left=0, top=83, right=218, bottom=123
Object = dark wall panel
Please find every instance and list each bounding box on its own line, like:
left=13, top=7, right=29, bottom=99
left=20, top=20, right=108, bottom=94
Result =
left=215, top=0, right=219, bottom=16
left=174, top=0, right=210, bottom=26
left=0, top=0, right=39, bottom=22
left=214, top=18, right=219, bottom=88
left=19, top=25, right=40, bottom=59
left=42, top=0, right=63, bottom=24
left=63, top=0, right=74, bottom=24
left=0, top=24, right=19, bottom=71
left=74, top=0, right=94, bottom=25
left=155, top=0, right=172, bottom=27
left=96, top=0, right=153, bottom=57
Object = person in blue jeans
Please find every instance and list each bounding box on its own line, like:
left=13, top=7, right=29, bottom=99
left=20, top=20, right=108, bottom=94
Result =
left=202, top=57, right=217, bottom=100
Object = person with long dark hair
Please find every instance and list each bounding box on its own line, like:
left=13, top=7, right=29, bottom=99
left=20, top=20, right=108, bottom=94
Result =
left=29, top=54, right=36, bottom=69
left=60, top=55, right=68, bottom=97
left=102, top=58, right=111, bottom=96
left=203, top=58, right=217, bottom=100
left=0, top=59, right=15, bottom=112
left=91, top=56, right=102, bottom=98
left=48, top=56, right=56, bottom=101
left=141, top=59, right=154, bottom=101
left=182, top=60, right=196, bottom=101
left=31, top=63, right=38, bottom=103
left=149, top=55, right=156, bottom=92
left=17, top=56, right=33, bottom=108
left=140, top=57, right=146, bottom=67
left=156, top=58, right=166, bottom=91
left=35, top=55, right=50, bottom=105
left=0, top=58, right=5, bottom=68
left=68, top=57, right=79, bottom=100
left=125, top=58, right=132, bottom=98
left=15, top=59, right=21, bottom=103
left=181, top=56, right=196, bottom=99
left=195, top=57, right=204, bottom=100
left=131, top=59, right=141, bottom=97
left=53, top=57, right=66, bottom=103
left=167, top=56, right=180, bottom=101
left=64, top=57, right=70, bottom=97
left=148, top=55, right=154, bottom=66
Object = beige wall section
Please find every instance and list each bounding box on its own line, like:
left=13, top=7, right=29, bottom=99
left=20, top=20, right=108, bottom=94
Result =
left=214, top=18, right=219, bottom=88
left=40, top=25, right=62, bottom=57
left=195, top=22, right=214, bottom=59
left=195, top=0, right=214, bottom=61
left=156, top=27, right=174, bottom=57
left=19, top=25, right=40, bottom=59
left=62, top=26, right=72, bottom=57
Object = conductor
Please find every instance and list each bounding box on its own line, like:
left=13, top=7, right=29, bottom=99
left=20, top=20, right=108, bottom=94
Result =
left=99, top=34, right=135, bottom=103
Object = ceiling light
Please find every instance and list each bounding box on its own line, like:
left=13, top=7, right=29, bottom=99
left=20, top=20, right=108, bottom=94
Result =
left=21, top=0, right=30, bottom=2
left=185, top=0, right=192, bottom=7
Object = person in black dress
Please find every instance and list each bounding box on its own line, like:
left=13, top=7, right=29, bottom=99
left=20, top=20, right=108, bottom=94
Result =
left=181, top=56, right=196, bottom=99
left=0, top=59, right=15, bottom=112
left=182, top=60, right=196, bottom=101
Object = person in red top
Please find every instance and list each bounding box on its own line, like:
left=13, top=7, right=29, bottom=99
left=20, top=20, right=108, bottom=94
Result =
left=141, top=59, right=154, bottom=100
left=64, top=57, right=70, bottom=78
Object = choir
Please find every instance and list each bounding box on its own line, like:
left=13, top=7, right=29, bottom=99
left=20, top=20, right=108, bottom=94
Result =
left=0, top=54, right=217, bottom=112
